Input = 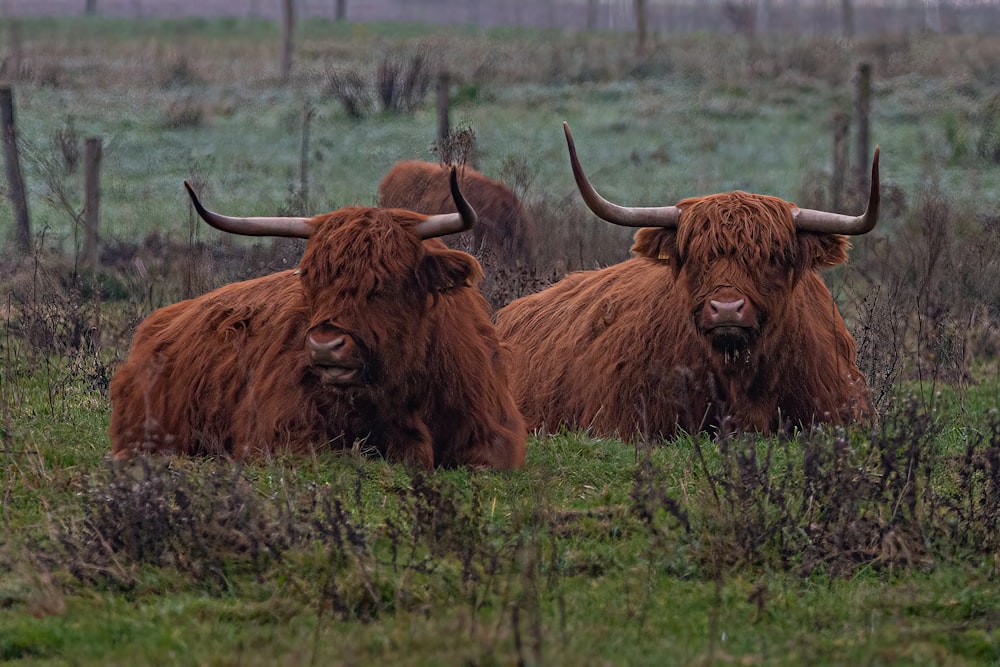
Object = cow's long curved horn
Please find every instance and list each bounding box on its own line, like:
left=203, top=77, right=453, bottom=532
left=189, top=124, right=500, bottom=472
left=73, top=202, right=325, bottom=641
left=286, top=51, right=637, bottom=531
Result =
left=792, top=147, right=880, bottom=235
left=564, top=122, right=681, bottom=228
left=413, top=167, right=478, bottom=239
left=183, top=181, right=313, bottom=238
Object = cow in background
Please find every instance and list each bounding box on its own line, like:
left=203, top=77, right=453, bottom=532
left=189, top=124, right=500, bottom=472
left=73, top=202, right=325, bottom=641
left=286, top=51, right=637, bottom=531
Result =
left=110, top=169, right=527, bottom=470
left=495, top=123, right=879, bottom=441
left=378, top=160, right=539, bottom=308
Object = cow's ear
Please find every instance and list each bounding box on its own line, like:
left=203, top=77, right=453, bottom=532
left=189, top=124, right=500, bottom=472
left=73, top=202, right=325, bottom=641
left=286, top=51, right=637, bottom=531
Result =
left=420, top=246, right=484, bottom=292
left=798, top=233, right=851, bottom=270
left=632, top=228, right=681, bottom=270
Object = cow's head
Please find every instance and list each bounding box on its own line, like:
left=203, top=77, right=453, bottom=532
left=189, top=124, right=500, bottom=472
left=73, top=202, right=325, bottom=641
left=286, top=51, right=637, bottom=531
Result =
left=184, top=169, right=481, bottom=389
left=563, top=122, right=879, bottom=365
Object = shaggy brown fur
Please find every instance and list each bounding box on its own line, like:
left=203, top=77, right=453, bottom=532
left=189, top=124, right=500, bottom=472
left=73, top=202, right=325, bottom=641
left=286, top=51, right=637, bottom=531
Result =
left=110, top=206, right=527, bottom=470
left=495, top=191, right=873, bottom=441
left=378, top=160, right=536, bottom=266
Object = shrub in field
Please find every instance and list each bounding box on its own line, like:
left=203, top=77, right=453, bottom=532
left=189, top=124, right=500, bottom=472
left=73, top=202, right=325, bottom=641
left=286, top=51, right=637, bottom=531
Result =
left=628, top=395, right=1000, bottom=579
left=850, top=176, right=1000, bottom=388
left=376, top=48, right=433, bottom=113
left=0, top=251, right=103, bottom=357
left=926, top=414, right=1000, bottom=560
left=28, top=459, right=563, bottom=643
left=976, top=91, right=1000, bottom=163
left=40, top=458, right=293, bottom=589
left=158, top=54, right=201, bottom=89
left=325, top=67, right=373, bottom=119
left=162, top=95, right=204, bottom=129
left=325, top=46, right=435, bottom=119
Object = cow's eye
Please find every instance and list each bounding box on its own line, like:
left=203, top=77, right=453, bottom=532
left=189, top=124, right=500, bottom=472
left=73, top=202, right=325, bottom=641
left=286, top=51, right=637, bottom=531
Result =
left=367, top=283, right=399, bottom=302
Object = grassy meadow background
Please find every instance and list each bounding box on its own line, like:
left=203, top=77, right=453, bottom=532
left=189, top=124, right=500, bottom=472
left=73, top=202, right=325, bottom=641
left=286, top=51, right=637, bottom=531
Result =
left=1, top=13, right=1000, bottom=666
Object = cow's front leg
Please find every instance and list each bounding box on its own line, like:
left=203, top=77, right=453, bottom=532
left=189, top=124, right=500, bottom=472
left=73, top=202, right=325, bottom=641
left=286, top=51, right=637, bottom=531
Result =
left=383, top=414, right=435, bottom=470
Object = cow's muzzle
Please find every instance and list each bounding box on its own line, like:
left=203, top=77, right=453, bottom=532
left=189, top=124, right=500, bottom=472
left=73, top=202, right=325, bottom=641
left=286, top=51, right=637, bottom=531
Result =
left=306, top=323, right=364, bottom=385
left=700, top=295, right=760, bottom=350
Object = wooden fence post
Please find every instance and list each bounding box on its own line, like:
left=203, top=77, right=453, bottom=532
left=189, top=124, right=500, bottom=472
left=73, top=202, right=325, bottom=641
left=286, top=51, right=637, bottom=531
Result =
left=635, top=0, right=648, bottom=58
left=436, top=71, right=450, bottom=149
left=841, top=0, right=855, bottom=38
left=281, top=0, right=294, bottom=83
left=854, top=62, right=872, bottom=193
left=83, top=136, right=102, bottom=268
left=0, top=85, right=31, bottom=253
left=831, top=112, right=850, bottom=210
left=299, top=103, right=313, bottom=207
left=587, top=0, right=598, bottom=28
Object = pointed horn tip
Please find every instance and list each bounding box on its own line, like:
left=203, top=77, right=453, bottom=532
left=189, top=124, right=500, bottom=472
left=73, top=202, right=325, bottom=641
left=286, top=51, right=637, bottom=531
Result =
left=183, top=180, right=201, bottom=204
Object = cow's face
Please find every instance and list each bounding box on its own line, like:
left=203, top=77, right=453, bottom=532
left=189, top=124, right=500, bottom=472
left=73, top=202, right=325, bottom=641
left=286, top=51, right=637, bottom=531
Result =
left=632, top=192, right=850, bottom=363
left=297, top=207, right=481, bottom=387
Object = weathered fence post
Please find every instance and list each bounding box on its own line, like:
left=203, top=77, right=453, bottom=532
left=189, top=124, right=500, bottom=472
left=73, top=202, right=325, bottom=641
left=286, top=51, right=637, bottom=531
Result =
left=635, top=0, right=648, bottom=58
left=854, top=62, right=872, bottom=193
left=299, top=103, right=313, bottom=207
left=0, top=85, right=31, bottom=253
left=436, top=71, right=450, bottom=149
left=755, top=0, right=772, bottom=36
left=841, top=0, right=855, bottom=38
left=85, top=0, right=98, bottom=15
left=831, top=111, right=850, bottom=210
left=335, top=0, right=347, bottom=21
left=3, top=20, right=23, bottom=82
left=281, top=0, right=294, bottom=83
left=82, top=136, right=102, bottom=268
left=587, top=0, right=598, bottom=28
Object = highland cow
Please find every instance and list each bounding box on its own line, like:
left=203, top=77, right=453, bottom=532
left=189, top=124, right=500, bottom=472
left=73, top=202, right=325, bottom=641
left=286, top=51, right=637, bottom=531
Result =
left=495, top=123, right=879, bottom=441
left=378, top=160, right=535, bottom=263
left=110, top=170, right=527, bottom=470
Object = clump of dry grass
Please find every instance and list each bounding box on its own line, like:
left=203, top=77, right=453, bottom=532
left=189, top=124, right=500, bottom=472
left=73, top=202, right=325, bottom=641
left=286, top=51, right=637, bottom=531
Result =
left=325, top=45, right=435, bottom=119
left=628, top=396, right=1000, bottom=579
left=33, top=457, right=291, bottom=590
left=162, top=95, right=204, bottom=129
left=842, top=169, right=1000, bottom=405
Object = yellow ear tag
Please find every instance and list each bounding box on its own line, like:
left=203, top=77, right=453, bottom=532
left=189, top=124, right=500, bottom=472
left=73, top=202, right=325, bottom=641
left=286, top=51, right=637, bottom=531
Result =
left=658, top=252, right=670, bottom=260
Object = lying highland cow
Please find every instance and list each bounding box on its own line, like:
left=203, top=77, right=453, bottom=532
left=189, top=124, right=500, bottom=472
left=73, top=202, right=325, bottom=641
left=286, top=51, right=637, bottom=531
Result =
left=110, top=170, right=527, bottom=469
left=495, top=123, right=879, bottom=441
left=378, top=160, right=535, bottom=263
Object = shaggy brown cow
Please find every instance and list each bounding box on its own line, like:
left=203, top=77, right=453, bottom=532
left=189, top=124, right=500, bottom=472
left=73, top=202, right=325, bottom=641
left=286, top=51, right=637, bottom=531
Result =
left=110, top=170, right=527, bottom=470
left=378, top=160, right=536, bottom=266
left=495, top=123, right=879, bottom=440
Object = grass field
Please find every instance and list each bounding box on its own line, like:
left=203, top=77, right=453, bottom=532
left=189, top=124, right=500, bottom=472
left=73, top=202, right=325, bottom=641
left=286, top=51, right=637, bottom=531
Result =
left=1, top=16, right=1000, bottom=666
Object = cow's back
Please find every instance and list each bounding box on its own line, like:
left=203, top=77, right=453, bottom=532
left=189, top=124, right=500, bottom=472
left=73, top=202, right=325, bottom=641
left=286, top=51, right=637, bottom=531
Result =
left=110, top=271, right=305, bottom=458
left=378, top=161, right=534, bottom=264
left=495, top=257, right=705, bottom=439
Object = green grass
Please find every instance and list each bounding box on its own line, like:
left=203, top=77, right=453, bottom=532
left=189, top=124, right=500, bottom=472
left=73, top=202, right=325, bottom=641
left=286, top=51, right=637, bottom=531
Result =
left=2, top=365, right=1000, bottom=665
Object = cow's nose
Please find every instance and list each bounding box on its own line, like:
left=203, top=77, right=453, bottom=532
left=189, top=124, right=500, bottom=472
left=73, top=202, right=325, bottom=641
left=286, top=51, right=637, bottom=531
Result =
left=307, top=324, right=358, bottom=366
left=708, top=298, right=746, bottom=326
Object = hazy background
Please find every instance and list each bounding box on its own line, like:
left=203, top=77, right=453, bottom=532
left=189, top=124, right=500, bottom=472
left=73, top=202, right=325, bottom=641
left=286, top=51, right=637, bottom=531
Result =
left=4, top=0, right=1000, bottom=35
